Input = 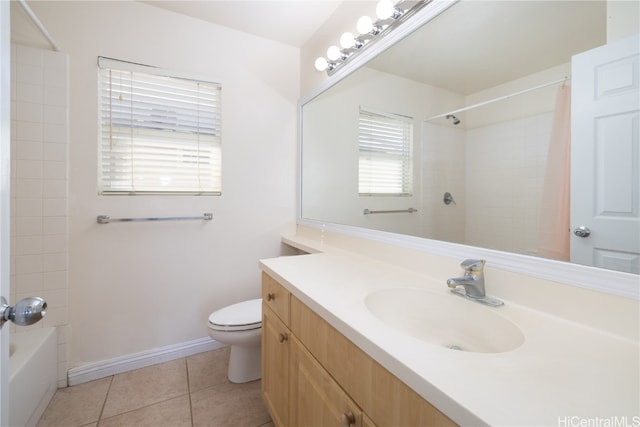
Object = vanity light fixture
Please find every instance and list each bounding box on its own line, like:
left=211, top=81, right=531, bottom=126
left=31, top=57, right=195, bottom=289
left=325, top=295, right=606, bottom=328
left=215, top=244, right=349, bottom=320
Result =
left=314, top=0, right=431, bottom=74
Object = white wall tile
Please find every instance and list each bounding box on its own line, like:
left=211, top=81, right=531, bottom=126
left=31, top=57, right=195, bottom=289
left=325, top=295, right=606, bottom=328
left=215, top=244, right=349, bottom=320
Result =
left=15, top=254, right=44, bottom=274
left=15, top=179, right=43, bottom=198
left=16, top=82, right=43, bottom=104
left=43, top=180, right=67, bottom=198
left=15, top=236, right=44, bottom=255
left=44, top=271, right=68, bottom=291
left=44, top=86, right=67, bottom=107
left=15, top=197, right=43, bottom=217
left=44, top=123, right=67, bottom=143
left=43, top=105, right=67, bottom=124
left=43, top=216, right=67, bottom=235
left=44, top=143, right=67, bottom=162
left=43, top=67, right=67, bottom=89
left=16, top=63, right=43, bottom=85
left=40, top=289, right=67, bottom=308
left=16, top=140, right=43, bottom=160
left=44, top=253, right=67, bottom=272
left=44, top=198, right=67, bottom=217
left=42, top=307, right=68, bottom=327
left=14, top=217, right=44, bottom=237
left=16, top=101, right=43, bottom=123
left=43, top=50, right=67, bottom=70
left=16, top=121, right=43, bottom=141
left=44, top=235, right=67, bottom=254
left=43, top=161, right=66, bottom=180
left=15, top=272, right=44, bottom=294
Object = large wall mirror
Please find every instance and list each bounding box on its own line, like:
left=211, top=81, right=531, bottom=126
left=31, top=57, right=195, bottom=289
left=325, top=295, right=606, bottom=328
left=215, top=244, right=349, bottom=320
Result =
left=300, top=0, right=639, bottom=296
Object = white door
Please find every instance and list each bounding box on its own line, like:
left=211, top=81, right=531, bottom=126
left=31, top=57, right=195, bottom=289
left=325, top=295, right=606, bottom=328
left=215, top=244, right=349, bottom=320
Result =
left=0, top=1, right=11, bottom=425
left=571, top=34, right=640, bottom=274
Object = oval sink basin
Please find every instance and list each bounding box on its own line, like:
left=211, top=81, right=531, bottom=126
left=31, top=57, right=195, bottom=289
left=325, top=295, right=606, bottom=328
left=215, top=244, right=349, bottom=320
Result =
left=365, top=289, right=524, bottom=353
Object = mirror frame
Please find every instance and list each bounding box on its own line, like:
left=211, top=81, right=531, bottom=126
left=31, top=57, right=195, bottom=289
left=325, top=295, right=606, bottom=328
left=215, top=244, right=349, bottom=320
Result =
left=298, top=0, right=639, bottom=299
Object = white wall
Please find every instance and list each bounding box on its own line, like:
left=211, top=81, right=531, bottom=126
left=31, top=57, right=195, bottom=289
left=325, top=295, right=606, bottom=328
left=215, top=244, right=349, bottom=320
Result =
left=12, top=1, right=298, bottom=370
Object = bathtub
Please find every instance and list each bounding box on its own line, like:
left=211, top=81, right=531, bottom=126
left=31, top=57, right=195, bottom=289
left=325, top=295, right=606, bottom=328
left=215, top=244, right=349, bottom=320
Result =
left=10, top=327, right=58, bottom=427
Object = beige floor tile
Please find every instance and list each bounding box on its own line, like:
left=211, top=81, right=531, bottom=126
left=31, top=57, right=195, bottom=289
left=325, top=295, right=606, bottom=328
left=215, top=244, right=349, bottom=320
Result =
left=187, top=347, right=230, bottom=392
left=191, top=380, right=271, bottom=427
left=37, top=377, right=112, bottom=427
left=101, top=359, right=188, bottom=419
left=98, top=394, right=192, bottom=427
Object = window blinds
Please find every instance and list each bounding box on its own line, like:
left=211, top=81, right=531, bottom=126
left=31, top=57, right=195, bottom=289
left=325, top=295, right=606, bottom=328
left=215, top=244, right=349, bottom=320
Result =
left=98, top=57, right=222, bottom=195
left=358, top=109, right=413, bottom=196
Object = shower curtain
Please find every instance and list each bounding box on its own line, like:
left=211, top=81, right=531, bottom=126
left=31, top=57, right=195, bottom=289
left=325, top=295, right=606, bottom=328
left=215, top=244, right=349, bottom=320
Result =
left=537, top=84, right=571, bottom=261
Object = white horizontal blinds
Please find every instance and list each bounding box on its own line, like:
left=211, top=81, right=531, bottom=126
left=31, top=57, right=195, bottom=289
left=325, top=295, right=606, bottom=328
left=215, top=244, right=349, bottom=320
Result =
left=358, top=109, right=413, bottom=196
left=98, top=57, right=222, bottom=195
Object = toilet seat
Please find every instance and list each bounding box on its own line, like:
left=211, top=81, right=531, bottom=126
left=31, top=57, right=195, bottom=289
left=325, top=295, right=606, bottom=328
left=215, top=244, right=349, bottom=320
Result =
left=208, top=298, right=262, bottom=332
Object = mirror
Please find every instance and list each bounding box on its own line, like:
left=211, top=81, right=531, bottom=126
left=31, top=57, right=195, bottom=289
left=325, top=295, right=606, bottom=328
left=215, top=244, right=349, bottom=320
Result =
left=301, top=0, right=640, bottom=282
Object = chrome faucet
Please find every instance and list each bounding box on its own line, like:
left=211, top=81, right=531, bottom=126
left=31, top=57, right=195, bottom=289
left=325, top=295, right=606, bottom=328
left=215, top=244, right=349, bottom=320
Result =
left=447, top=259, right=503, bottom=307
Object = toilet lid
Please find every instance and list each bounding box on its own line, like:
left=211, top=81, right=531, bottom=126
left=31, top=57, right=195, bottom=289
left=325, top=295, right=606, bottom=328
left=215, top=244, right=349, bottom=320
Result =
left=208, top=298, right=262, bottom=332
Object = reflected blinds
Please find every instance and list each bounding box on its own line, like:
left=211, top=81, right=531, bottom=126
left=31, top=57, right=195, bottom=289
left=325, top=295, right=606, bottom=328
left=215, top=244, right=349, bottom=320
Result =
left=98, top=57, right=222, bottom=195
left=358, top=109, right=413, bottom=196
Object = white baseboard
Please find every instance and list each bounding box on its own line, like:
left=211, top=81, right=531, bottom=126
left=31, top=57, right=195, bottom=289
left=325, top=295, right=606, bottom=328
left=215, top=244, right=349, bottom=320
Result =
left=67, top=337, right=225, bottom=386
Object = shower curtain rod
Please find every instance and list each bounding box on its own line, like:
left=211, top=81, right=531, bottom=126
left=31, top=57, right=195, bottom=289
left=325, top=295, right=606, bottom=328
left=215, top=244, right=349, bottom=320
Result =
left=17, top=0, right=60, bottom=52
left=425, top=76, right=571, bottom=121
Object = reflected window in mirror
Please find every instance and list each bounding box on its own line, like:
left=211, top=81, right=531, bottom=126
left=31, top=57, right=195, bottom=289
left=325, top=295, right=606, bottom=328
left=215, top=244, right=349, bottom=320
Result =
left=358, top=109, right=414, bottom=196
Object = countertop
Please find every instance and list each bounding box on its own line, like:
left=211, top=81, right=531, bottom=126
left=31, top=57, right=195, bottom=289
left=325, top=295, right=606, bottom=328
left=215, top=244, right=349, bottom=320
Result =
left=259, top=247, right=639, bottom=426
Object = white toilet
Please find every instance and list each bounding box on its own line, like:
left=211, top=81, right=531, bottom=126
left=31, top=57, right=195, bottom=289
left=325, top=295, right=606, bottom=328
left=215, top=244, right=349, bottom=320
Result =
left=207, top=298, right=262, bottom=383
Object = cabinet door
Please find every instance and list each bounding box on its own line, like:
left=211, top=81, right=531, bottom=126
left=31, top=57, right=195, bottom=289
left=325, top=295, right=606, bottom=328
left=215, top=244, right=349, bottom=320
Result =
left=262, top=304, right=290, bottom=427
left=289, top=335, right=362, bottom=427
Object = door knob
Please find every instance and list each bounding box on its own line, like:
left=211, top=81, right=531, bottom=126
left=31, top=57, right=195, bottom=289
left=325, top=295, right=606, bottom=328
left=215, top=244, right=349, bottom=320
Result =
left=573, top=226, right=591, bottom=238
left=0, top=296, right=47, bottom=328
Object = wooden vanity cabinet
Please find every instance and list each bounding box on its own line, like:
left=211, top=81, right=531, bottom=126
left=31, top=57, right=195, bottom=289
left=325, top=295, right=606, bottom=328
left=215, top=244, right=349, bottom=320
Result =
left=261, top=272, right=456, bottom=427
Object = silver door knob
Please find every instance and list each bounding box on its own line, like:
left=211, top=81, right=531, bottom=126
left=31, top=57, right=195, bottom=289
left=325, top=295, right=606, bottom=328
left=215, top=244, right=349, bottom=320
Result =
left=573, top=226, right=591, bottom=238
left=0, top=296, right=47, bottom=328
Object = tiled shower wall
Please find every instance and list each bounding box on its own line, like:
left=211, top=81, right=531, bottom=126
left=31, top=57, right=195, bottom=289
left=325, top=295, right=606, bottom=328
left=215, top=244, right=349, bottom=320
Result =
left=10, top=44, right=69, bottom=388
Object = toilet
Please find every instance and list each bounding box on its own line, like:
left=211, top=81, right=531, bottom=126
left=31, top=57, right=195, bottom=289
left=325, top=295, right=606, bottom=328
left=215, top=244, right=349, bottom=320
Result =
left=207, top=298, right=262, bottom=383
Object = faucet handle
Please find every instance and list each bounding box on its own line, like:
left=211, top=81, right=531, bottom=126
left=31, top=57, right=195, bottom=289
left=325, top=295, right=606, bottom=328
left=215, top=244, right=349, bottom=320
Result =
left=460, top=259, right=485, bottom=273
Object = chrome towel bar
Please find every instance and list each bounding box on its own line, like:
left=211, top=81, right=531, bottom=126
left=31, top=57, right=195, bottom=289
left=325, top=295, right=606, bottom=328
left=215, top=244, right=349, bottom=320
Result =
left=363, top=208, right=417, bottom=215
left=97, top=213, right=213, bottom=224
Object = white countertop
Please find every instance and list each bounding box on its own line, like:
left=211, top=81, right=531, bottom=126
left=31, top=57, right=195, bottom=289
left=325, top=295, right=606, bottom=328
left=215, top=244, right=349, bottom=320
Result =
left=259, top=249, right=639, bottom=427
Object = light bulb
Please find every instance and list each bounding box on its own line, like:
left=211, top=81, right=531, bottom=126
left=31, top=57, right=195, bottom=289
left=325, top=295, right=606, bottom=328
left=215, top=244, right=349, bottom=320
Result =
left=357, top=16, right=373, bottom=35
left=314, top=57, right=328, bottom=71
left=376, top=0, right=395, bottom=19
left=326, top=45, right=341, bottom=61
left=340, top=32, right=356, bottom=49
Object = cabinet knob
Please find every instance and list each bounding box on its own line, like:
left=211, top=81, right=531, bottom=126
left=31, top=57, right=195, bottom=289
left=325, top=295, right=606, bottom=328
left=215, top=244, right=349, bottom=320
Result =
left=266, top=293, right=275, bottom=301
left=341, top=411, right=356, bottom=427
left=278, top=332, right=288, bottom=343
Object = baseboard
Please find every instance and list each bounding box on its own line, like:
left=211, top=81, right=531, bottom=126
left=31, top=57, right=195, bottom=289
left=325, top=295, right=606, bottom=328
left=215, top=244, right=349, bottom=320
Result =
left=67, top=337, right=225, bottom=386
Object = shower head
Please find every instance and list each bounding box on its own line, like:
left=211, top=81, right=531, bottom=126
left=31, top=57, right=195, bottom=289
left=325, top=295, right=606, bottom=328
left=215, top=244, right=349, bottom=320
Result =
left=446, top=114, right=461, bottom=125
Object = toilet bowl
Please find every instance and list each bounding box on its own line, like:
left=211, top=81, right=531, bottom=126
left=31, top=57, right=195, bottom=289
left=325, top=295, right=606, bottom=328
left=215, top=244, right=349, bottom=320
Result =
left=208, top=298, right=262, bottom=383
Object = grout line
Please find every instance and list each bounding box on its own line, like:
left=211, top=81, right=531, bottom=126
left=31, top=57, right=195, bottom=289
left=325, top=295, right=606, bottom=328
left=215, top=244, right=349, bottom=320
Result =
left=95, top=375, right=114, bottom=426
left=185, top=356, right=195, bottom=427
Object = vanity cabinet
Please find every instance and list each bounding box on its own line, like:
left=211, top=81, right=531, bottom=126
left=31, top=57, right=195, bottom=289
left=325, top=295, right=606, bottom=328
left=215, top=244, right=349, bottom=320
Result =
left=261, top=271, right=456, bottom=427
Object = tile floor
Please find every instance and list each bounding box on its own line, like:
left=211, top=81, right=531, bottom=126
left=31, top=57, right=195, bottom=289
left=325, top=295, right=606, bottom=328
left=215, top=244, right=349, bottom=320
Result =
left=37, top=347, right=273, bottom=427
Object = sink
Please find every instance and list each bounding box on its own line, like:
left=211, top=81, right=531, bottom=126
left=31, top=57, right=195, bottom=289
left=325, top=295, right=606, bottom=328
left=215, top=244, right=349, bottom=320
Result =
left=365, top=289, right=524, bottom=353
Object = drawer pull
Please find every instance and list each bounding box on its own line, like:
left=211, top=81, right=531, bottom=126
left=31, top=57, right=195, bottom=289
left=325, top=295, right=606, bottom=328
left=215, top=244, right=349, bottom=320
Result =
left=341, top=411, right=356, bottom=427
left=278, top=332, right=288, bottom=343
left=266, top=293, right=275, bottom=301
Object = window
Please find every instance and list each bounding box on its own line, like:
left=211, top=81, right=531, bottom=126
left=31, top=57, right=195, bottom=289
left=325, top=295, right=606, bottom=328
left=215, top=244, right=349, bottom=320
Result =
left=98, top=57, right=222, bottom=195
left=358, top=109, right=413, bottom=196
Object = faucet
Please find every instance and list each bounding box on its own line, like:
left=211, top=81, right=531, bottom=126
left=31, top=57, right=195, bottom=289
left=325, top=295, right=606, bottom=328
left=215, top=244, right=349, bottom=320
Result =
left=447, top=259, right=503, bottom=307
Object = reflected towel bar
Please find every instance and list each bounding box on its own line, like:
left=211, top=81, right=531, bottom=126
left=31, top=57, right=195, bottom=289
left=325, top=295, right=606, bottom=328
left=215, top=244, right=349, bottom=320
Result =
left=97, top=213, right=213, bottom=224
left=363, top=208, right=417, bottom=215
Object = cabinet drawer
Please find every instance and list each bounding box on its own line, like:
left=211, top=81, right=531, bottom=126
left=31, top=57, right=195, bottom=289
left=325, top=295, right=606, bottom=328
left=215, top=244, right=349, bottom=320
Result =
left=262, top=272, right=290, bottom=325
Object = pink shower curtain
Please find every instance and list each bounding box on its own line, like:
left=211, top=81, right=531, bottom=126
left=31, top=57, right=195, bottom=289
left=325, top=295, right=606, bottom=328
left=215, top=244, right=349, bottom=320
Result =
left=538, top=84, right=571, bottom=261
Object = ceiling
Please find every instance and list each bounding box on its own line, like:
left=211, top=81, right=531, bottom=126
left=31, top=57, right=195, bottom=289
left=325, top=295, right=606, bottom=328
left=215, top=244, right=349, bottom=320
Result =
left=141, top=1, right=346, bottom=47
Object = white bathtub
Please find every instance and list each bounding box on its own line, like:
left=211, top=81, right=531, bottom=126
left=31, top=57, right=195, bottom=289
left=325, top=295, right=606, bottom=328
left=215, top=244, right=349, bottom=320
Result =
left=10, top=327, right=58, bottom=427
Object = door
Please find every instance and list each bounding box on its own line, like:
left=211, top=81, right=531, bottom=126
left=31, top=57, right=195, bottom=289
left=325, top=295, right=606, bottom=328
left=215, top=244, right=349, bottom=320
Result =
left=1, top=1, right=11, bottom=424
left=571, top=34, right=640, bottom=273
